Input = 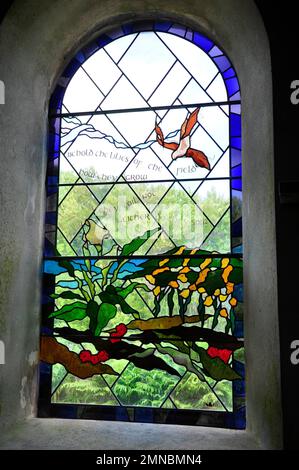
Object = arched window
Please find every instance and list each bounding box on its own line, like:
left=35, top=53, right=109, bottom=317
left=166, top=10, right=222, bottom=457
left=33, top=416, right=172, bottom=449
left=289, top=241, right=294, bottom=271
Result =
left=39, top=21, right=243, bottom=429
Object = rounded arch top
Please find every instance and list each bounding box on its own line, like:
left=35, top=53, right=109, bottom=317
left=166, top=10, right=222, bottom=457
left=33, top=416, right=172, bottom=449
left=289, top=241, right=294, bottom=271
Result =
left=50, top=20, right=240, bottom=116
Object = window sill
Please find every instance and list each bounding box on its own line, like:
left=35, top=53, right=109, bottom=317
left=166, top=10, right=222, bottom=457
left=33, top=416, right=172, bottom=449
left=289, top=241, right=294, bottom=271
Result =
left=0, top=417, right=261, bottom=450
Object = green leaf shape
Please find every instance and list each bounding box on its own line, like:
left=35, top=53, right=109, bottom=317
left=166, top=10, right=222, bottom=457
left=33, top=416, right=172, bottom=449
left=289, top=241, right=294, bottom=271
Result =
left=100, top=286, right=139, bottom=318
left=58, top=259, right=75, bottom=278
left=128, top=348, right=180, bottom=377
left=49, top=301, right=87, bottom=322
left=76, top=277, right=90, bottom=302
left=110, top=259, right=127, bottom=284
left=82, top=270, right=95, bottom=299
left=177, top=290, right=184, bottom=317
left=153, top=296, right=161, bottom=318
left=120, top=228, right=160, bottom=256
left=94, top=303, right=117, bottom=336
left=155, top=333, right=190, bottom=355
left=182, top=293, right=192, bottom=315
left=116, top=282, right=150, bottom=299
left=86, top=300, right=99, bottom=334
left=212, top=306, right=221, bottom=330
left=233, top=347, right=245, bottom=363
left=152, top=290, right=166, bottom=318
left=225, top=319, right=232, bottom=334
left=155, top=343, right=205, bottom=381
left=95, top=244, right=103, bottom=256
left=167, top=290, right=175, bottom=317
left=50, top=291, right=85, bottom=301
left=82, top=242, right=91, bottom=257
left=85, top=259, right=92, bottom=272
left=82, top=238, right=92, bottom=271
left=101, top=261, right=114, bottom=288
left=177, top=289, right=193, bottom=319
left=230, top=309, right=236, bottom=334
left=197, top=297, right=205, bottom=327
left=198, top=347, right=241, bottom=381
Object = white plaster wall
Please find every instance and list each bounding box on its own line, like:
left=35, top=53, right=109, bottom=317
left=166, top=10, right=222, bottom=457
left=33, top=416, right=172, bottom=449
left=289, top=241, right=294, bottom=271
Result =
left=0, top=0, right=282, bottom=449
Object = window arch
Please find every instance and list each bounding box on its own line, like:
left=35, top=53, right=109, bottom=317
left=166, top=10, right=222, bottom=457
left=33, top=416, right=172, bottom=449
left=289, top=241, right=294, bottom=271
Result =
left=39, top=20, right=243, bottom=429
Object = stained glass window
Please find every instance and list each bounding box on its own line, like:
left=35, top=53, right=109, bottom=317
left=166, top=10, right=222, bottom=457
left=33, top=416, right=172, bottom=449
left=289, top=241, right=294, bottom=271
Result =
left=39, top=21, right=244, bottom=429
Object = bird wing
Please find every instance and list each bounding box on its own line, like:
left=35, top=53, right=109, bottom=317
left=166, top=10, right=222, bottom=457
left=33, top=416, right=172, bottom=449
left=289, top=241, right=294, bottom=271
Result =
left=155, top=121, right=164, bottom=146
left=155, top=121, right=178, bottom=150
left=163, top=141, right=179, bottom=151
left=180, top=117, right=188, bottom=139
left=186, top=148, right=210, bottom=169
left=181, top=108, right=200, bottom=138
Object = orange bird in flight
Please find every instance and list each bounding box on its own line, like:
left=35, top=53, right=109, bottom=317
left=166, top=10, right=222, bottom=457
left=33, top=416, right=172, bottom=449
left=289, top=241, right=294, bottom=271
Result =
left=155, top=108, right=210, bottom=170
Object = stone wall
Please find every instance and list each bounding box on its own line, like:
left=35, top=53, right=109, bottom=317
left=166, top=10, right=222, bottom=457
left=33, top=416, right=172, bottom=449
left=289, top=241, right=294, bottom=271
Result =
left=0, top=0, right=282, bottom=449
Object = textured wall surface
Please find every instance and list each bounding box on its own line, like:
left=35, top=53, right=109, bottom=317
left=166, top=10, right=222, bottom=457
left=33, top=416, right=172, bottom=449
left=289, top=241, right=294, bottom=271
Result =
left=0, top=0, right=282, bottom=449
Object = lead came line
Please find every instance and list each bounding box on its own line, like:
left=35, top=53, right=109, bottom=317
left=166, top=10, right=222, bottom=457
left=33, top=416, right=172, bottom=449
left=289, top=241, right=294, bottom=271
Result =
left=50, top=100, right=241, bottom=119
